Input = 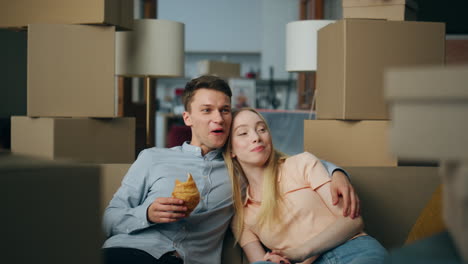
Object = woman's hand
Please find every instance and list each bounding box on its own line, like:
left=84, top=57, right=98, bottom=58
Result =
left=263, top=251, right=292, bottom=264
left=271, top=247, right=308, bottom=263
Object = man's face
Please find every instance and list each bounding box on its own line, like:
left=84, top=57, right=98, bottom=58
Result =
left=183, top=88, right=232, bottom=155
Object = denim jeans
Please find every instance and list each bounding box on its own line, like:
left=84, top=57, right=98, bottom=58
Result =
left=252, top=235, right=388, bottom=264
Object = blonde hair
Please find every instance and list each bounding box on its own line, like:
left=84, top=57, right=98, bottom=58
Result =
left=223, top=108, right=287, bottom=243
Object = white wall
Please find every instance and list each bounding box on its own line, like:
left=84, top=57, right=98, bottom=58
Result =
left=158, top=0, right=301, bottom=80
left=158, top=0, right=262, bottom=53
left=260, top=0, right=299, bottom=80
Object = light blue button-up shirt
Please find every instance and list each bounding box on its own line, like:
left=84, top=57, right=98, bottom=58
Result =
left=103, top=142, right=344, bottom=264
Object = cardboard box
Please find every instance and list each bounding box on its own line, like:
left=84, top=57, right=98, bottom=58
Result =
left=316, top=19, right=445, bottom=120
left=343, top=0, right=418, bottom=21
left=384, top=66, right=468, bottom=160
left=0, top=0, right=133, bottom=30
left=198, top=60, right=241, bottom=78
left=100, top=163, right=131, bottom=213
left=0, top=153, right=102, bottom=264
left=343, top=166, right=440, bottom=249
left=343, top=5, right=416, bottom=21
left=304, top=120, right=397, bottom=166
left=27, top=24, right=116, bottom=117
left=11, top=116, right=135, bottom=163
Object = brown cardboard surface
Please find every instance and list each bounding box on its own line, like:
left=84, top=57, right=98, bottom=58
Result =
left=343, top=166, right=440, bottom=249
left=0, top=0, right=133, bottom=30
left=385, top=66, right=468, bottom=100
left=197, top=60, right=241, bottom=78
left=343, top=0, right=409, bottom=7
left=343, top=5, right=417, bottom=21
left=304, top=120, right=397, bottom=166
left=100, top=163, right=131, bottom=213
left=385, top=66, right=468, bottom=160
left=0, top=153, right=102, bottom=264
left=11, top=116, right=135, bottom=163
left=27, top=24, right=116, bottom=117
left=316, top=19, right=445, bottom=120
left=389, top=103, right=468, bottom=161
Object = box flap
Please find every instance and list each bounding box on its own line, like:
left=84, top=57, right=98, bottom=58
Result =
left=385, top=66, right=468, bottom=101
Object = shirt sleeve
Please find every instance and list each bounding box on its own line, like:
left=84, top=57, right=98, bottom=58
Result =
left=320, top=159, right=350, bottom=179
left=102, top=149, right=158, bottom=237
left=293, top=152, right=331, bottom=191
left=238, top=224, right=260, bottom=248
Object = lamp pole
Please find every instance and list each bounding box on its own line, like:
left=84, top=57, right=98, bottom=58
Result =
left=143, top=0, right=157, bottom=148
left=145, top=76, right=155, bottom=147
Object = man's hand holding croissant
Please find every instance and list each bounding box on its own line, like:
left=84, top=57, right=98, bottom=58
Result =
left=147, top=197, right=188, bottom=223
left=147, top=173, right=200, bottom=224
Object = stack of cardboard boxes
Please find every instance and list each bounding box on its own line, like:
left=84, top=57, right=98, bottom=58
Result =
left=0, top=1, right=135, bottom=263
left=304, top=1, right=445, bottom=167
left=303, top=1, right=447, bottom=250
left=2, top=1, right=136, bottom=163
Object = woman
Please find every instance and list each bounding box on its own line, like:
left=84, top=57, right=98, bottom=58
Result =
left=223, top=108, right=387, bottom=264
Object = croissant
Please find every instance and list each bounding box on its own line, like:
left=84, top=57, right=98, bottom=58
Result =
left=172, top=173, right=200, bottom=215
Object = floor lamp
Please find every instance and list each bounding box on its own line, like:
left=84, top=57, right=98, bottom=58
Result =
left=116, top=19, right=184, bottom=147
left=286, top=20, right=335, bottom=118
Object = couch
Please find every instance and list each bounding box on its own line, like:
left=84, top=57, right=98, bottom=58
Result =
left=101, top=165, right=442, bottom=264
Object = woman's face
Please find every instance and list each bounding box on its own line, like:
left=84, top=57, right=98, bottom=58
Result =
left=230, top=110, right=272, bottom=168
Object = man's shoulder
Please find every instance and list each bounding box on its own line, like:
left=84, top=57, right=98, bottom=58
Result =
left=136, top=146, right=183, bottom=162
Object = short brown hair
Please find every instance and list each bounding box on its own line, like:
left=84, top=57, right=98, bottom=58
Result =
left=182, top=75, right=232, bottom=111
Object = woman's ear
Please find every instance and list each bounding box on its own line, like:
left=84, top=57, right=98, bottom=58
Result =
left=231, top=152, right=236, bottom=158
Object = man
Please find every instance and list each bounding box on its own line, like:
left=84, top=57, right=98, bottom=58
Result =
left=102, top=75, right=359, bottom=264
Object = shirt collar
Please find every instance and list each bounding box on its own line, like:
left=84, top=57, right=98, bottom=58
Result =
left=243, top=186, right=261, bottom=206
left=181, top=141, right=223, bottom=160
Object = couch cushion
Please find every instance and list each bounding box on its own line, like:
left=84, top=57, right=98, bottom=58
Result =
left=344, top=166, right=440, bottom=250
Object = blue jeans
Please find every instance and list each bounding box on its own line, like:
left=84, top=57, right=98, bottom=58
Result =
left=252, top=235, right=387, bottom=264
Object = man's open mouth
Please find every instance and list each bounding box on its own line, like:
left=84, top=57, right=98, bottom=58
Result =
left=211, top=129, right=224, bottom=134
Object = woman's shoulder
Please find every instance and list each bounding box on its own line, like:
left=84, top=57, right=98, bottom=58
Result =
left=284, top=152, right=320, bottom=165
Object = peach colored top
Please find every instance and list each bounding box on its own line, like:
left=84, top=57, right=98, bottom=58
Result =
left=238, top=152, right=365, bottom=264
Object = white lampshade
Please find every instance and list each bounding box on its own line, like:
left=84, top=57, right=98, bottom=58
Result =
left=286, top=20, right=335, bottom=72
left=116, top=19, right=185, bottom=77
